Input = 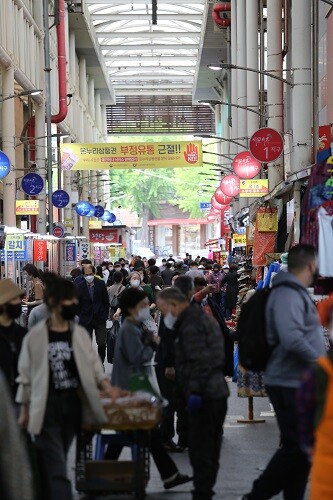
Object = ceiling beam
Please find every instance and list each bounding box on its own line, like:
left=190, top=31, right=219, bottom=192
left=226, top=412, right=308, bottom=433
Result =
left=114, top=89, right=191, bottom=95
left=100, top=44, right=198, bottom=50
left=86, top=0, right=205, bottom=4
left=104, top=56, right=195, bottom=63
left=110, top=72, right=194, bottom=83
left=108, top=67, right=195, bottom=73
left=92, top=14, right=203, bottom=21
left=112, top=83, right=192, bottom=88
left=96, top=31, right=200, bottom=38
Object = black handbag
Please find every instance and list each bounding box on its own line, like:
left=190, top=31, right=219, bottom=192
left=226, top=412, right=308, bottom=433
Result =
left=107, top=320, right=120, bottom=363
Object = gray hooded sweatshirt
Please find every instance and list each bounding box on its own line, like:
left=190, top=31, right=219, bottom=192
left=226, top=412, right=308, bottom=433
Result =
left=264, top=271, right=326, bottom=388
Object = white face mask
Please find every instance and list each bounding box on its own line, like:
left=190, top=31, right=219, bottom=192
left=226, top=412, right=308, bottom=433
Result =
left=85, top=275, right=94, bottom=283
left=130, top=279, right=140, bottom=288
left=164, top=312, right=177, bottom=330
left=137, top=306, right=151, bottom=322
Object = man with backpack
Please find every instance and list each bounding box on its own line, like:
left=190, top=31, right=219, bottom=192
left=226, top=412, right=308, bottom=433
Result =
left=242, top=244, right=326, bottom=500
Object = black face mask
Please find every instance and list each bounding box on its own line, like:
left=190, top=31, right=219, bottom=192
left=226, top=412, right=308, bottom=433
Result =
left=61, top=304, right=78, bottom=321
left=6, top=303, right=22, bottom=320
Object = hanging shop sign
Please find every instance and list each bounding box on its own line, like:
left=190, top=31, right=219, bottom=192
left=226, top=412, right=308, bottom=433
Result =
left=5, top=234, right=25, bottom=252
left=21, top=173, right=44, bottom=195
left=249, top=127, right=284, bottom=163
left=94, top=205, right=105, bottom=218
left=0, top=151, right=11, bottom=179
left=233, top=151, right=261, bottom=179
left=52, top=190, right=70, bottom=208
left=101, top=210, right=112, bottom=222
left=109, top=213, right=117, bottom=223
left=207, top=214, right=217, bottom=223
left=33, top=240, right=47, bottom=261
left=233, top=234, right=247, bottom=247
left=16, top=200, right=40, bottom=215
left=1, top=235, right=26, bottom=261
left=220, top=175, right=240, bottom=197
left=214, top=188, right=234, bottom=205
left=239, top=179, right=269, bottom=197
left=316, top=125, right=332, bottom=162
left=60, top=141, right=203, bottom=170
left=89, top=220, right=102, bottom=229
left=89, top=228, right=118, bottom=244
left=65, top=242, right=76, bottom=262
left=52, top=225, right=65, bottom=238
left=75, top=201, right=91, bottom=216
left=87, top=204, right=96, bottom=217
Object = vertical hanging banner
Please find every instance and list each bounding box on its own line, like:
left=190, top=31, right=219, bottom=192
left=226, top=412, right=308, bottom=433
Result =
left=65, top=242, right=76, bottom=262
left=316, top=125, right=332, bottom=162
left=33, top=240, right=47, bottom=261
left=60, top=141, right=203, bottom=170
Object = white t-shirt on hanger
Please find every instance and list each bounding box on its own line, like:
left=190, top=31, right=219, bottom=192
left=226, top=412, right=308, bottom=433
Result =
left=318, top=206, right=333, bottom=277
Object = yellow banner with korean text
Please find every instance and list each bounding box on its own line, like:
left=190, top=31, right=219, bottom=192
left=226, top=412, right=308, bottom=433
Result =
left=239, top=179, right=269, bottom=198
left=60, top=141, right=202, bottom=170
left=16, top=200, right=40, bottom=215
left=232, top=235, right=247, bottom=247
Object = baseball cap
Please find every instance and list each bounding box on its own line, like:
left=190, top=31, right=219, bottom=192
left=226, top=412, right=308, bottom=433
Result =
left=0, top=279, right=24, bottom=306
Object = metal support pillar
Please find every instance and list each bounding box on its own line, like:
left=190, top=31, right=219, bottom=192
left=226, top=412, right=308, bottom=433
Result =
left=79, top=57, right=87, bottom=106
left=291, top=0, right=312, bottom=172
left=2, top=64, right=16, bottom=226
left=230, top=0, right=239, bottom=216
left=267, top=0, right=284, bottom=189
left=35, top=102, right=47, bottom=233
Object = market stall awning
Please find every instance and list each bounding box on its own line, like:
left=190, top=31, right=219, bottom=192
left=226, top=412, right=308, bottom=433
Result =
left=148, top=218, right=208, bottom=226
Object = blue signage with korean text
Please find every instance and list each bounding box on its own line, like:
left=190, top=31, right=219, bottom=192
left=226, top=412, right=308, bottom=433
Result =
left=21, top=173, right=44, bottom=195
left=0, top=151, right=11, bottom=179
left=65, top=243, right=76, bottom=262
left=200, top=202, right=211, bottom=210
left=52, top=190, right=70, bottom=208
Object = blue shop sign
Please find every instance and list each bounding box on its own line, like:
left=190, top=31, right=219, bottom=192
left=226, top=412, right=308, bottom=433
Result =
left=52, top=190, right=70, bottom=208
left=0, top=151, right=11, bottom=179
left=21, top=173, right=44, bottom=195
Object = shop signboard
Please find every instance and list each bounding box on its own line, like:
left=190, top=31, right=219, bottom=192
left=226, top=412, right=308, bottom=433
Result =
left=21, top=173, right=44, bottom=195
left=220, top=175, right=240, bottom=197
left=2, top=234, right=27, bottom=260
left=236, top=227, right=246, bottom=234
left=33, top=240, right=47, bottom=261
left=52, top=190, right=70, bottom=208
left=65, top=243, right=76, bottom=262
left=239, top=179, right=269, bottom=197
left=52, top=225, right=65, bottom=238
left=60, top=141, right=203, bottom=170
left=233, top=151, right=261, bottom=179
left=0, top=151, right=11, bottom=179
left=16, top=200, right=40, bottom=215
left=89, top=220, right=102, bottom=229
left=89, top=229, right=118, bottom=244
left=200, top=202, right=211, bottom=210
left=233, top=235, right=247, bottom=247
left=249, top=127, right=284, bottom=163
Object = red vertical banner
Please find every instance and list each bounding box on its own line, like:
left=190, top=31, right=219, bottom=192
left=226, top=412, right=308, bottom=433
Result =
left=33, top=240, right=47, bottom=261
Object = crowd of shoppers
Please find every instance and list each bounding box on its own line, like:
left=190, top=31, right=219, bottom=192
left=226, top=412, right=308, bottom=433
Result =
left=0, top=245, right=332, bottom=500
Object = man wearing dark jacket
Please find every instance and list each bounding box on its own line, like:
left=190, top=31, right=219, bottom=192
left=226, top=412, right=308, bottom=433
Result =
left=158, top=287, right=229, bottom=500
left=76, top=264, right=110, bottom=362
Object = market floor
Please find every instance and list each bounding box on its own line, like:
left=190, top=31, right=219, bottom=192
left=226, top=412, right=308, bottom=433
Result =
left=70, top=374, right=287, bottom=500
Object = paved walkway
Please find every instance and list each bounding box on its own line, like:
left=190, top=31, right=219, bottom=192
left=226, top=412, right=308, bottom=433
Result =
left=70, top=378, right=284, bottom=499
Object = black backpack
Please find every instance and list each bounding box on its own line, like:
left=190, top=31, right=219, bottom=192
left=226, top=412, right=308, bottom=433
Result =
left=237, top=282, right=308, bottom=371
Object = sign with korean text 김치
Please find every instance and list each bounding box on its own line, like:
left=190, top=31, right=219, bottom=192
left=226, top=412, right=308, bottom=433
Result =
left=239, top=179, right=269, bottom=197
left=60, top=141, right=203, bottom=170
left=249, top=128, right=284, bottom=163
left=16, top=200, right=40, bottom=215
left=33, top=240, right=47, bottom=262
left=233, top=235, right=247, bottom=247
left=5, top=234, right=25, bottom=252
left=89, top=229, right=118, bottom=244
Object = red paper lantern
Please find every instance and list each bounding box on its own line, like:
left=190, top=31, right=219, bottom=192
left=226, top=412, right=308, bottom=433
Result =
left=214, top=189, right=233, bottom=205
left=210, top=207, right=221, bottom=215
left=233, top=151, right=261, bottom=179
left=220, top=175, right=240, bottom=197
left=211, top=196, right=226, bottom=210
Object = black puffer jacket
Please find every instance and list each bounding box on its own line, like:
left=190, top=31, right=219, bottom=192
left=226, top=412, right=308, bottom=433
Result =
left=174, top=303, right=230, bottom=400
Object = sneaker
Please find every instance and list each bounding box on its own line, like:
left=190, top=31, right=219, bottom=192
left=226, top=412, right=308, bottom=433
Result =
left=164, top=473, right=193, bottom=490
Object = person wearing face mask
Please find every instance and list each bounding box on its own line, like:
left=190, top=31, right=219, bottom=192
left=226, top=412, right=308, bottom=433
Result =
left=107, top=261, right=128, bottom=287
left=242, top=244, right=326, bottom=500
left=16, top=274, right=118, bottom=500
left=0, top=279, right=26, bottom=401
left=110, top=287, right=192, bottom=491
left=113, top=271, right=155, bottom=322
left=76, top=264, right=110, bottom=363
left=157, top=287, right=229, bottom=500
left=206, top=264, right=225, bottom=309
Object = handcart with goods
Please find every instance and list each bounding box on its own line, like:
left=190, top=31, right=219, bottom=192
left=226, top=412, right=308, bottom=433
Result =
left=75, top=392, right=162, bottom=499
